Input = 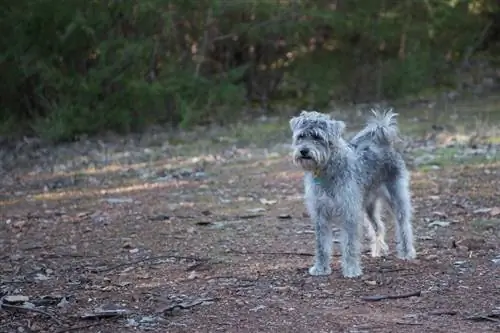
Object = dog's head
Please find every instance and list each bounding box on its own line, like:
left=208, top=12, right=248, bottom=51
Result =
left=289, top=110, right=346, bottom=171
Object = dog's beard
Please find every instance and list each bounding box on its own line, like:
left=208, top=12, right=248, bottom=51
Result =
left=292, top=147, right=328, bottom=171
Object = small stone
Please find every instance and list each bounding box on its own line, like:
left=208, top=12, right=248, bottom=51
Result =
left=126, top=318, right=138, bottom=327
left=34, top=273, right=50, bottom=281
left=57, top=297, right=70, bottom=308
left=140, top=316, right=156, bottom=323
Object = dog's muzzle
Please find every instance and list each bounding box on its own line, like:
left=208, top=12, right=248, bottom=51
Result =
left=293, top=146, right=320, bottom=171
left=299, top=147, right=312, bottom=159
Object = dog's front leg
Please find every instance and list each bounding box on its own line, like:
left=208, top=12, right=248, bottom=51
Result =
left=309, top=214, right=333, bottom=276
left=339, top=208, right=363, bottom=278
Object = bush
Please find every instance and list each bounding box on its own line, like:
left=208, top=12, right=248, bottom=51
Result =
left=0, top=0, right=497, bottom=141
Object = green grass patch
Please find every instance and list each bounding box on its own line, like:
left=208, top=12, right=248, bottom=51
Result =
left=413, top=146, right=500, bottom=171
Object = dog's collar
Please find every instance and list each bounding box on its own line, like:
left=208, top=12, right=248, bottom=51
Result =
left=312, top=170, right=322, bottom=185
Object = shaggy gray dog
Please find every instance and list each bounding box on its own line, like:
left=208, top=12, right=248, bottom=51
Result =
left=290, top=109, right=416, bottom=278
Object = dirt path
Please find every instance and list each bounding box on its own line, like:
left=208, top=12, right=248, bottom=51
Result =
left=1, top=113, right=500, bottom=333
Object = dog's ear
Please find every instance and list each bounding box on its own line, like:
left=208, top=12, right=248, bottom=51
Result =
left=328, top=120, right=346, bottom=136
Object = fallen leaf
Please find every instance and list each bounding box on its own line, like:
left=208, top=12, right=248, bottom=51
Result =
left=296, top=230, right=315, bottom=234
left=13, top=220, right=26, bottom=229
left=157, top=297, right=218, bottom=314
left=250, top=305, right=267, bottom=312
left=473, top=208, right=492, bottom=214
left=428, top=220, right=451, bottom=228
left=259, top=198, right=277, bottom=205
left=3, top=295, right=29, bottom=304
left=246, top=207, right=266, bottom=213
left=81, top=304, right=131, bottom=320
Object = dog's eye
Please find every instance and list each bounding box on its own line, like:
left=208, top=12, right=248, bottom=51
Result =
left=297, top=134, right=306, bottom=140
left=311, top=133, right=321, bottom=141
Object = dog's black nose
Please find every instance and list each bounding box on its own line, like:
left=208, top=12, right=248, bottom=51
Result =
left=300, top=148, right=309, bottom=156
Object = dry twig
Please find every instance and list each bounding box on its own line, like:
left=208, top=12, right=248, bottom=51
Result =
left=361, top=290, right=421, bottom=302
left=157, top=297, right=219, bottom=314
left=0, top=301, right=62, bottom=325
left=466, top=312, right=500, bottom=323
left=229, top=249, right=313, bottom=257
left=93, top=254, right=208, bottom=273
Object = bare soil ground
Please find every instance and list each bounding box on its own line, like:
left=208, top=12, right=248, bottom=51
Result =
left=1, top=104, right=500, bottom=333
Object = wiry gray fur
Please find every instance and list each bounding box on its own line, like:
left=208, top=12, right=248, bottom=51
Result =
left=290, top=108, right=416, bottom=278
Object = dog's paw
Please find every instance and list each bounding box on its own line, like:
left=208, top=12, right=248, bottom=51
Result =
left=341, top=264, right=362, bottom=278
left=308, top=265, right=332, bottom=276
left=397, top=247, right=416, bottom=260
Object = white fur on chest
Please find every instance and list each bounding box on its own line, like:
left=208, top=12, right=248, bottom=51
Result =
left=304, top=174, right=337, bottom=220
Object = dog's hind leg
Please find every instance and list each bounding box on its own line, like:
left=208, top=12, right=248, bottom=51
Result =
left=385, top=174, right=416, bottom=260
left=366, top=198, right=389, bottom=257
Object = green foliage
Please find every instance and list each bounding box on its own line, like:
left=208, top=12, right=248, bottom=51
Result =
left=0, top=0, right=497, bottom=141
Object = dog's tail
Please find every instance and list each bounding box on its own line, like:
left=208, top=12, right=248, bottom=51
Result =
left=351, top=108, right=400, bottom=147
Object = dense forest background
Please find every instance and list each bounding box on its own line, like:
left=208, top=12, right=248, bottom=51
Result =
left=1, top=0, right=500, bottom=141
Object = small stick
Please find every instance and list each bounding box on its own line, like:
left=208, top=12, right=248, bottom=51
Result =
left=394, top=321, right=423, bottom=326
left=157, top=297, right=219, bottom=313
left=466, top=313, right=500, bottom=323
left=362, top=290, right=421, bottom=302
left=378, top=268, right=407, bottom=274
left=1, top=302, right=62, bottom=325
left=229, top=249, right=314, bottom=257
left=93, top=254, right=208, bottom=273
